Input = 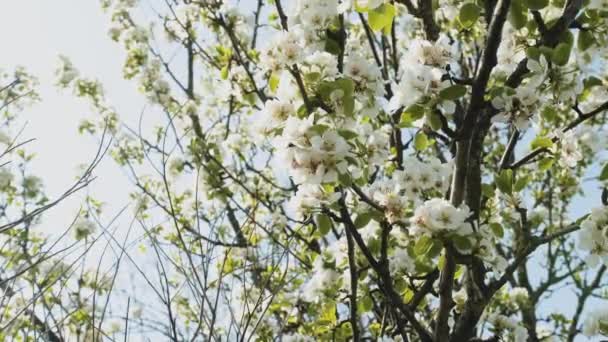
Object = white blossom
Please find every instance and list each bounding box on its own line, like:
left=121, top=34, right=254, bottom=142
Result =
left=578, top=206, right=608, bottom=267
left=583, top=308, right=608, bottom=337
left=412, top=198, right=471, bottom=235
left=73, top=217, right=97, bottom=240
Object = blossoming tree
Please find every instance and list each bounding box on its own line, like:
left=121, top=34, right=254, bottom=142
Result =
left=0, top=68, right=110, bottom=341
left=46, top=0, right=608, bottom=340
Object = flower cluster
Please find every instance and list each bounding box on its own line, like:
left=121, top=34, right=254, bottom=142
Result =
left=276, top=116, right=351, bottom=185
left=583, top=308, right=608, bottom=337
left=367, top=156, right=451, bottom=222
left=411, top=198, right=471, bottom=236
left=492, top=57, right=548, bottom=130
left=486, top=313, right=528, bottom=342
left=73, top=217, right=97, bottom=241
left=0, top=168, right=14, bottom=189
left=55, top=55, right=80, bottom=87
left=288, top=184, right=340, bottom=220
left=555, top=130, right=583, bottom=168
left=300, top=255, right=340, bottom=302
left=578, top=206, right=608, bottom=267
left=389, top=36, right=459, bottom=117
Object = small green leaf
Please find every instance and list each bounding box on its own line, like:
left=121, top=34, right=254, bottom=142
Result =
left=599, top=321, right=608, bottom=336
left=269, top=72, right=279, bottom=92
left=600, top=163, right=608, bottom=181
left=453, top=235, right=472, bottom=251
left=578, top=30, right=595, bottom=51
left=495, top=169, right=513, bottom=195
left=316, top=214, right=332, bottom=236
left=354, top=212, right=373, bottom=229
left=310, top=124, right=330, bottom=135
left=509, top=0, right=528, bottom=29
left=526, top=47, right=541, bottom=60
left=220, top=66, right=229, bottom=80
left=459, top=3, right=481, bottom=28
left=427, top=239, right=443, bottom=258
left=339, top=173, right=353, bottom=186
left=414, top=235, right=433, bottom=255
left=454, top=265, right=463, bottom=279
left=551, top=42, right=572, bottom=66
left=319, top=302, right=337, bottom=325
left=541, top=106, right=557, bottom=122
left=337, top=129, right=358, bottom=140
left=439, top=85, right=467, bottom=100
left=438, top=254, right=445, bottom=270
left=490, top=223, right=504, bottom=238
left=368, top=3, right=396, bottom=32
left=414, top=131, right=430, bottom=151
left=523, top=0, right=548, bottom=10
left=584, top=76, right=603, bottom=89
left=482, top=183, right=495, bottom=198
left=400, top=104, right=426, bottom=127
left=354, top=0, right=369, bottom=12
left=538, top=157, right=554, bottom=171
left=531, top=136, right=554, bottom=149
left=304, top=72, right=322, bottom=83
left=426, top=111, right=443, bottom=131
left=360, top=295, right=373, bottom=312
left=333, top=78, right=355, bottom=116
left=514, top=174, right=532, bottom=192
left=325, top=36, right=341, bottom=55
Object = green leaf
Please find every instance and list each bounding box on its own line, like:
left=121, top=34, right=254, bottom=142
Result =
left=319, top=302, right=337, bottom=325
left=325, top=36, right=341, bottom=55
left=220, top=66, right=229, bottom=80
left=438, top=254, right=445, bottom=270
left=541, top=106, right=557, bottom=122
left=514, top=174, right=532, bottom=192
left=600, top=321, right=608, bottom=336
left=495, top=169, right=513, bottom=195
left=551, top=42, right=572, bottom=66
left=490, top=223, right=504, bottom=238
left=310, top=124, right=330, bottom=135
left=427, top=239, right=443, bottom=258
left=584, top=76, right=603, bottom=89
left=339, top=173, right=353, bottom=186
left=414, top=235, right=433, bottom=255
left=538, top=157, right=554, bottom=171
left=509, top=0, right=528, bottom=29
left=523, top=0, right=548, bottom=10
left=482, top=183, right=495, bottom=198
left=304, top=72, right=322, bottom=83
left=426, top=111, right=443, bottom=131
left=368, top=3, right=396, bottom=32
left=354, top=0, right=369, bottom=12
left=453, top=235, right=472, bottom=251
left=414, top=131, right=430, bottom=151
left=578, top=30, right=595, bottom=51
left=400, top=104, right=426, bottom=127
left=269, top=72, right=280, bottom=92
left=360, top=295, right=373, bottom=312
left=526, top=46, right=541, bottom=60
left=454, top=265, right=463, bottom=279
left=337, top=129, right=358, bottom=140
left=315, top=214, right=332, bottom=236
left=439, top=85, right=467, bottom=100
left=459, top=3, right=481, bottom=28
left=600, top=163, right=608, bottom=181
left=531, top=136, right=554, bottom=150
left=354, top=212, right=373, bottom=229
left=334, top=78, right=355, bottom=116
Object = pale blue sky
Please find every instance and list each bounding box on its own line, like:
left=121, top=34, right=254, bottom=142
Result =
left=0, top=1, right=139, bottom=236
